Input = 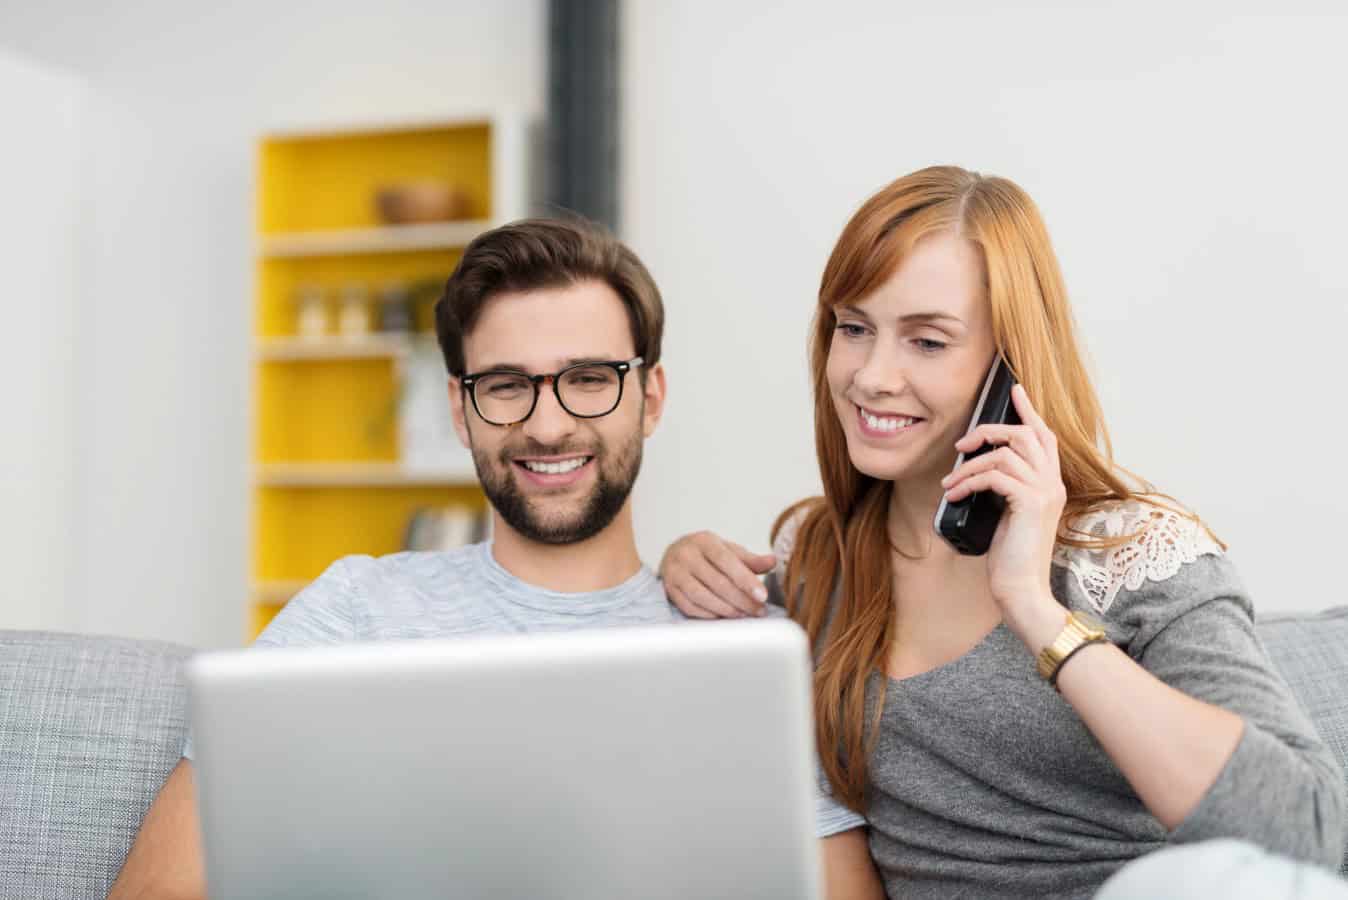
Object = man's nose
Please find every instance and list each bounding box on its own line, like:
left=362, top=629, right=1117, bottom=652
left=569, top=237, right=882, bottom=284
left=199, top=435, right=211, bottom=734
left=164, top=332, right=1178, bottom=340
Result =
left=521, top=379, right=578, bottom=445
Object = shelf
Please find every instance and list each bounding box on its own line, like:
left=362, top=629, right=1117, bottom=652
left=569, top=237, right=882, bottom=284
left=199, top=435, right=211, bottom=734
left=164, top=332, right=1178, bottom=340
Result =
left=255, top=334, right=413, bottom=361
left=252, top=580, right=309, bottom=604
left=256, top=461, right=476, bottom=487
left=248, top=113, right=518, bottom=642
left=259, top=220, right=490, bottom=258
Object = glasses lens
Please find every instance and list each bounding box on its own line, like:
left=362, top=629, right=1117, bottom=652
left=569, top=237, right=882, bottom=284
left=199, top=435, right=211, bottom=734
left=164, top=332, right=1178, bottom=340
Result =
left=558, top=365, right=622, bottom=416
left=473, top=372, right=535, bottom=423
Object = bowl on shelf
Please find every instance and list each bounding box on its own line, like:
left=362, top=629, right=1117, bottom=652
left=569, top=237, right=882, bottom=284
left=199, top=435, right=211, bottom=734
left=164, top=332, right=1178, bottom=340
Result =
left=374, top=182, right=472, bottom=225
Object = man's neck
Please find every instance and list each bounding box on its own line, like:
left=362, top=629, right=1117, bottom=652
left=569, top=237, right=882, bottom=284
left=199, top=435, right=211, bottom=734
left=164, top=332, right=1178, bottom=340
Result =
left=488, top=504, right=644, bottom=594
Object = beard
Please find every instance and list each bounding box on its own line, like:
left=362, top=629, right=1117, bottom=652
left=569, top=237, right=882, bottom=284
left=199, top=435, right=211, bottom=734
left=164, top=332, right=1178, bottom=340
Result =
left=470, top=425, right=644, bottom=546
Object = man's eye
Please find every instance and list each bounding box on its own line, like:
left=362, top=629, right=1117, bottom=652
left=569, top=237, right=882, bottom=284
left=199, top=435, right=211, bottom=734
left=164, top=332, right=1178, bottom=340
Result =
left=565, top=369, right=616, bottom=390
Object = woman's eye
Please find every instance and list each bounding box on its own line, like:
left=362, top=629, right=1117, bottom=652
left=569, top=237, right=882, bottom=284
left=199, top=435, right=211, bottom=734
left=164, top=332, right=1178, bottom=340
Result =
left=914, top=338, right=947, bottom=353
left=836, top=323, right=869, bottom=338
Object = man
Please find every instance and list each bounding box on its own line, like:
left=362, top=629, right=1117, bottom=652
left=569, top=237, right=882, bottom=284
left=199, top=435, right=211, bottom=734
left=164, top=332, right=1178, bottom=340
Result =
left=110, top=218, right=881, bottom=899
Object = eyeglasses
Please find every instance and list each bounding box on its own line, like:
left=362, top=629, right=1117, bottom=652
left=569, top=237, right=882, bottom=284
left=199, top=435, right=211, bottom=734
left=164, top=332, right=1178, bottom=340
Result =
left=459, top=357, right=644, bottom=426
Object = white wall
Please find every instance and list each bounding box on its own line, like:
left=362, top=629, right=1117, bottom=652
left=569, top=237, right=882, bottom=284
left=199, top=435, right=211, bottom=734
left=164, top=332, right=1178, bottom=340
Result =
left=623, top=3, right=1348, bottom=614
left=3, top=3, right=1340, bottom=643
left=0, top=50, right=83, bottom=631
left=0, top=1, right=546, bottom=647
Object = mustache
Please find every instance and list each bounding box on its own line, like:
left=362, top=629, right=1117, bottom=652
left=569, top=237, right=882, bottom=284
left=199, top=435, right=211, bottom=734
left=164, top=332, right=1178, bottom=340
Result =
left=498, top=437, right=600, bottom=462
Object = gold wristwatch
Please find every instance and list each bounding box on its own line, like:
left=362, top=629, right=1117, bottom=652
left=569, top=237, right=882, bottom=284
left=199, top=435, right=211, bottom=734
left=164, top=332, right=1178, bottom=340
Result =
left=1036, top=611, right=1108, bottom=688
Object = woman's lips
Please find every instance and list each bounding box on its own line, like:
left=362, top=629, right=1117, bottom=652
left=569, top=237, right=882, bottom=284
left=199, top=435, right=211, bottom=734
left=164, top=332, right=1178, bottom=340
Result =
left=855, top=405, right=924, bottom=439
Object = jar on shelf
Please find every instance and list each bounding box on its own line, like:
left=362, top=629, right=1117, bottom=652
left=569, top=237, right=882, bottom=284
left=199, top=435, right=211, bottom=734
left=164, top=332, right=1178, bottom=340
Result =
left=295, top=284, right=328, bottom=339
left=378, top=282, right=414, bottom=333
left=338, top=283, right=370, bottom=338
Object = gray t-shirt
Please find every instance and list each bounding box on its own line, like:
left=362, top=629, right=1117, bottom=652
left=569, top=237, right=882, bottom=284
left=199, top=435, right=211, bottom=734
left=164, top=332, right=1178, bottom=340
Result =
left=769, top=500, right=1347, bottom=899
left=185, top=541, right=864, bottom=839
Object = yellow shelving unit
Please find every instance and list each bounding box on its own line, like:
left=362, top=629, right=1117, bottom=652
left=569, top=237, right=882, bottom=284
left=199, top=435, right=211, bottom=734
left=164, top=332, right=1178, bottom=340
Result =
left=249, top=112, right=524, bottom=639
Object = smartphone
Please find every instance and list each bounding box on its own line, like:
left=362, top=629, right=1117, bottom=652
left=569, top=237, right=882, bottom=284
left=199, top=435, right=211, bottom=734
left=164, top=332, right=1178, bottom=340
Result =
left=934, top=357, right=1021, bottom=556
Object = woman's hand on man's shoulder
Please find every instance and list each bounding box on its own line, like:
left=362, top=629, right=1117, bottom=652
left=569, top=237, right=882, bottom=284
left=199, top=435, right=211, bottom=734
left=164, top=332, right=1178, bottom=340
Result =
left=659, top=531, right=776, bottom=619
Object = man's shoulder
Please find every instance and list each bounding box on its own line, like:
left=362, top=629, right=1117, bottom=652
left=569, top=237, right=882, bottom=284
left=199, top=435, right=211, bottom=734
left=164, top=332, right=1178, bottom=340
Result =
left=303, top=544, right=488, bottom=611
left=256, top=544, right=497, bottom=647
left=356, top=543, right=484, bottom=580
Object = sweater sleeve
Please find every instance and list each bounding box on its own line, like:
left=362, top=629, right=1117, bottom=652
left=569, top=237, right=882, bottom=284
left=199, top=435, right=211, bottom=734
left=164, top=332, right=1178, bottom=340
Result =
left=761, top=507, right=866, bottom=836
left=763, top=509, right=802, bottom=609
left=250, top=555, right=364, bottom=649
left=1109, top=551, right=1346, bottom=866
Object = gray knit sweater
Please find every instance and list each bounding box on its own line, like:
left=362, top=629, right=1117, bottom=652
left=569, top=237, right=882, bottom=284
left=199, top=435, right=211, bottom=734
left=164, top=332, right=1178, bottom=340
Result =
left=770, top=500, right=1346, bottom=899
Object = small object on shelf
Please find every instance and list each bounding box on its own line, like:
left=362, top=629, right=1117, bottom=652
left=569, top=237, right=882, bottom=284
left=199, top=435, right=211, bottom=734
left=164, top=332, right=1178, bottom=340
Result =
left=399, top=334, right=473, bottom=472
left=402, top=505, right=488, bottom=552
left=378, top=283, right=415, bottom=333
left=374, top=181, right=472, bottom=224
left=338, top=283, right=369, bottom=338
left=295, top=284, right=328, bottom=339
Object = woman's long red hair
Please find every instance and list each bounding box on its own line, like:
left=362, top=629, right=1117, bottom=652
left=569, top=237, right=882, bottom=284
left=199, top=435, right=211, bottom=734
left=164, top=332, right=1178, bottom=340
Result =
left=780, top=166, right=1215, bottom=811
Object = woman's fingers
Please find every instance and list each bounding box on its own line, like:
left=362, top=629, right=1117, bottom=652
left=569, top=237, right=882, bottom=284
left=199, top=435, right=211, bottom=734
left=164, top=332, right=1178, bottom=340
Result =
left=666, top=573, right=745, bottom=619
left=954, top=423, right=1044, bottom=468
left=664, top=576, right=719, bottom=619
left=1011, top=383, right=1057, bottom=450
left=735, top=543, right=779, bottom=577
left=660, top=531, right=770, bottom=618
left=716, top=542, right=773, bottom=603
left=942, top=468, right=1023, bottom=504
left=689, top=550, right=767, bottom=616
left=942, top=444, right=1035, bottom=497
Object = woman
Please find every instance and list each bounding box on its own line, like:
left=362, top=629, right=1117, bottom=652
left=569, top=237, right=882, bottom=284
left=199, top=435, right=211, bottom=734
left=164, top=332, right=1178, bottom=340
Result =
left=661, top=166, right=1346, bottom=898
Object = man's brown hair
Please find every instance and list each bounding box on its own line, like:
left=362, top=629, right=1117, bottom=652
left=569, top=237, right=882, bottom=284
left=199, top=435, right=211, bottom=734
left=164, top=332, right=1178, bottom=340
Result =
left=435, top=217, right=664, bottom=376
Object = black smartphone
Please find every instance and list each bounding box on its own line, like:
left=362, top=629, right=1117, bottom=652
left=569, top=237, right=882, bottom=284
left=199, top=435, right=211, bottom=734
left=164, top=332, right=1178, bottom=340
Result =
left=934, top=357, right=1020, bottom=556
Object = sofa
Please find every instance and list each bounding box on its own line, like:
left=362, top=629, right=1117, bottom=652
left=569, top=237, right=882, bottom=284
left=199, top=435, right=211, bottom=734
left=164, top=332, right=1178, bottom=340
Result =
left=2, top=610, right=1346, bottom=899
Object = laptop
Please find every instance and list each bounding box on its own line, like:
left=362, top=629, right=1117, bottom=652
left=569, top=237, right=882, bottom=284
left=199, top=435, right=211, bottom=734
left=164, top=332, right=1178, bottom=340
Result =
left=187, top=619, right=822, bottom=900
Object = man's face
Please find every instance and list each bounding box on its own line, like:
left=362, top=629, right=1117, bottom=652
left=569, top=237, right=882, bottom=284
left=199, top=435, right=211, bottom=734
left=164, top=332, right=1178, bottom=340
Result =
left=449, top=279, right=666, bottom=545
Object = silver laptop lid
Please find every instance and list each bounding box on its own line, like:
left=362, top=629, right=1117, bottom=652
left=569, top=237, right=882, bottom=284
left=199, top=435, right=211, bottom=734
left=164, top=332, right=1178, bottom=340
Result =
left=188, top=618, right=821, bottom=900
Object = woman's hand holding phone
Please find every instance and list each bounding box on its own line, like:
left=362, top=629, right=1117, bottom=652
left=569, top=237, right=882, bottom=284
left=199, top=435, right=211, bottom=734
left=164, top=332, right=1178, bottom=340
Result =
left=940, top=384, right=1069, bottom=650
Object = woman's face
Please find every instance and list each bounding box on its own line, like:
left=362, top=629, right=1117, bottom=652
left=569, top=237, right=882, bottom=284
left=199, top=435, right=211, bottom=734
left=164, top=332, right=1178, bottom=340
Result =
left=826, top=230, right=998, bottom=490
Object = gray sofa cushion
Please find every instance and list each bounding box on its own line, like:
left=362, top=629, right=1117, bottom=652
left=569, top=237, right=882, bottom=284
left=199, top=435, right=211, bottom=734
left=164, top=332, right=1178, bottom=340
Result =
left=1257, top=608, right=1348, bottom=875
left=0, top=614, right=1343, bottom=895
left=0, top=630, right=192, bottom=900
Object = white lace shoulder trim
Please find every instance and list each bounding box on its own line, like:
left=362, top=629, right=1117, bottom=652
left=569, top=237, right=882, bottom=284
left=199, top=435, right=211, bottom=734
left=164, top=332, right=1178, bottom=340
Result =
left=772, top=507, right=811, bottom=566
left=1051, top=499, right=1224, bottom=615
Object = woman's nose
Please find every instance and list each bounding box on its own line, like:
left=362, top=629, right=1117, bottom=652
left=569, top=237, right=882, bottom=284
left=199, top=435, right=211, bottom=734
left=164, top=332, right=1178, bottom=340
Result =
left=853, top=347, right=907, bottom=398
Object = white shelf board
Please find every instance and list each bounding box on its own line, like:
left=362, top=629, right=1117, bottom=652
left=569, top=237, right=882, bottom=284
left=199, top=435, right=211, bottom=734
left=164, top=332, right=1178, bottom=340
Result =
left=255, top=462, right=476, bottom=488
left=261, top=110, right=501, bottom=141
left=255, top=335, right=414, bottom=361
left=252, top=580, right=308, bottom=604
left=258, top=220, right=490, bottom=258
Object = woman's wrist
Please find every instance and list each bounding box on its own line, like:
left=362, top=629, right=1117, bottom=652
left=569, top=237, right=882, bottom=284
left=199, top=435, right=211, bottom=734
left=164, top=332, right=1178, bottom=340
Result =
left=1001, top=588, right=1068, bottom=655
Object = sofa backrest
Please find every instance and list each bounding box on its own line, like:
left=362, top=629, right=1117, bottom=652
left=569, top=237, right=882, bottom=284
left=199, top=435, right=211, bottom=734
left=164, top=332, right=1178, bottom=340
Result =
left=0, top=630, right=193, bottom=900
left=1, top=613, right=1344, bottom=895
left=1256, top=607, right=1348, bottom=876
